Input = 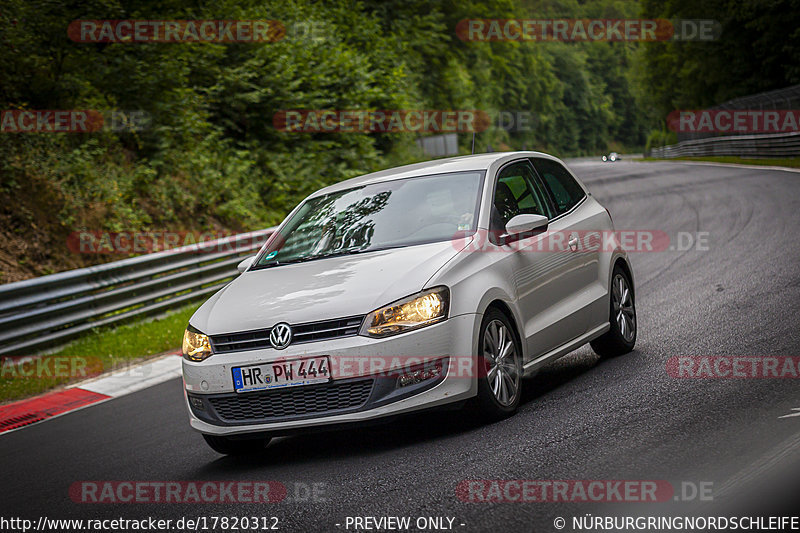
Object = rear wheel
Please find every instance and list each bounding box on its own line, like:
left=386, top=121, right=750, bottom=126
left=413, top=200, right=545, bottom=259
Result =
left=473, top=308, right=523, bottom=420
left=591, top=265, right=636, bottom=357
left=202, top=434, right=271, bottom=455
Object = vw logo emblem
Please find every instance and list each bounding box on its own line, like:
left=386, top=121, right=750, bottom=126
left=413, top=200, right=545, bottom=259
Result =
left=270, top=323, right=292, bottom=350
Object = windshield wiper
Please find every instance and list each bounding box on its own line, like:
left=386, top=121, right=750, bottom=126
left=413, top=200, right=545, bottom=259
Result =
left=251, top=248, right=371, bottom=269
left=314, top=248, right=370, bottom=259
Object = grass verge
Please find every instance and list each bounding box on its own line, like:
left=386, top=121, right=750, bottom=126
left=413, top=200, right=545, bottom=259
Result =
left=0, top=301, right=200, bottom=404
left=640, top=156, right=800, bottom=168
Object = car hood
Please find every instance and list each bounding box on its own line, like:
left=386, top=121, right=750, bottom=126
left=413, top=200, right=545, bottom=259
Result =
left=190, top=240, right=465, bottom=335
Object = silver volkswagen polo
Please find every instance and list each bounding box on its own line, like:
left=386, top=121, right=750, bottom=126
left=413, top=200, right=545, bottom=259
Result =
left=182, top=152, right=636, bottom=454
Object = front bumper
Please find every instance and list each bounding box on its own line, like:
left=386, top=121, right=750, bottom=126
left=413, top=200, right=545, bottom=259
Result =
left=182, top=313, right=480, bottom=436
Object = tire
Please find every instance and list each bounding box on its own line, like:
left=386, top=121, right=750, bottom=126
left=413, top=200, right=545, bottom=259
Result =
left=473, top=308, right=523, bottom=421
left=202, top=434, right=271, bottom=455
left=591, top=264, right=636, bottom=358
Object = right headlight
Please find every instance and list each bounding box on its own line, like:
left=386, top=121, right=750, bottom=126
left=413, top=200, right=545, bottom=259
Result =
left=182, top=325, right=213, bottom=362
left=360, top=286, right=450, bottom=338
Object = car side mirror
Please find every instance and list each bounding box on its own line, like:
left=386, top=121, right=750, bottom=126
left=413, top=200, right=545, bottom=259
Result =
left=237, top=255, right=256, bottom=273
left=505, top=214, right=549, bottom=239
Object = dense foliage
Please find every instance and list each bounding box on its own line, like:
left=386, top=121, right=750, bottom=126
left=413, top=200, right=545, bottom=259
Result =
left=0, top=0, right=796, bottom=279
left=636, top=0, right=800, bottom=146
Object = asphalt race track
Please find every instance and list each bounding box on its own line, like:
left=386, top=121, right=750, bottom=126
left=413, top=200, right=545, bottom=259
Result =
left=2, top=160, right=800, bottom=532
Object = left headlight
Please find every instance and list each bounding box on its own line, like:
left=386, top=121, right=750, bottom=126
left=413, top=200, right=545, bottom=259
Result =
left=182, top=325, right=213, bottom=362
left=360, top=286, right=450, bottom=338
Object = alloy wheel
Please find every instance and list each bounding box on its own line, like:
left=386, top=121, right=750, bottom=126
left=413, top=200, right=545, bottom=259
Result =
left=482, top=320, right=520, bottom=407
left=612, top=273, right=636, bottom=342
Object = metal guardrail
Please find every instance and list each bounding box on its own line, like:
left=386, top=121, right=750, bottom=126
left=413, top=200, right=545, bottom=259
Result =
left=678, top=84, right=800, bottom=142
left=0, top=228, right=274, bottom=358
left=650, top=131, right=800, bottom=158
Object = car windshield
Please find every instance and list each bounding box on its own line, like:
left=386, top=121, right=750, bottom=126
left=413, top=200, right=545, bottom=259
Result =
left=253, top=171, right=483, bottom=268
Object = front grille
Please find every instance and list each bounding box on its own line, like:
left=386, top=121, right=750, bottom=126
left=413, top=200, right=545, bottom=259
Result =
left=210, top=316, right=363, bottom=353
left=293, top=316, right=363, bottom=343
left=207, top=379, right=374, bottom=422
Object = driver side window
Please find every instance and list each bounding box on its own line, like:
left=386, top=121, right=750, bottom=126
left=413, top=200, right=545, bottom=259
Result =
left=492, top=161, right=551, bottom=233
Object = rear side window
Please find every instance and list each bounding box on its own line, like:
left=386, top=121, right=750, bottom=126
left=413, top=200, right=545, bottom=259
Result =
left=532, top=158, right=586, bottom=215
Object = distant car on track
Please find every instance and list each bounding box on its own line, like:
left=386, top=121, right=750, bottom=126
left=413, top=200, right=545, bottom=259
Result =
left=181, top=152, right=637, bottom=454
left=602, top=152, right=619, bottom=162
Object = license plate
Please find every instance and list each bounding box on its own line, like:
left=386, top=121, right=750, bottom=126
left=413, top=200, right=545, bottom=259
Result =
left=232, top=356, right=331, bottom=393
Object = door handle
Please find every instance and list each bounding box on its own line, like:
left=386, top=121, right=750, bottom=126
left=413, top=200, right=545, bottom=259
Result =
left=568, top=236, right=579, bottom=251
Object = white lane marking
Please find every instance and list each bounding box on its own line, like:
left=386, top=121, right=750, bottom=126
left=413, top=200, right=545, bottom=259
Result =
left=79, top=352, right=182, bottom=397
left=778, top=408, right=800, bottom=419
left=707, top=429, right=800, bottom=503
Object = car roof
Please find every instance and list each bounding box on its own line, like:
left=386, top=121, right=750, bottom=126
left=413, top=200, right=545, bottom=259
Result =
left=310, top=151, right=562, bottom=197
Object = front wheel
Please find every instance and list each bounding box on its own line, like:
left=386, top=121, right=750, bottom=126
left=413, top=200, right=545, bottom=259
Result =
left=591, top=265, right=636, bottom=358
left=473, top=308, right=523, bottom=420
left=202, top=434, right=271, bottom=455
